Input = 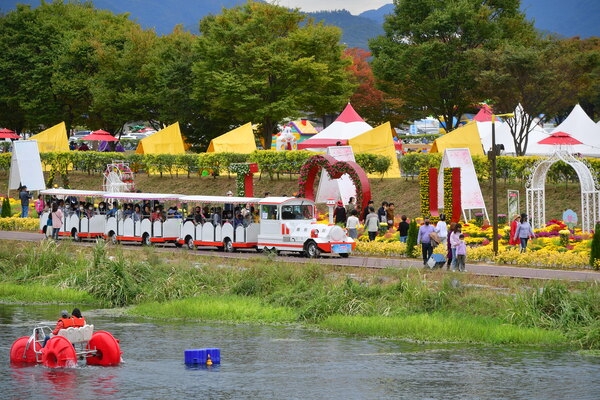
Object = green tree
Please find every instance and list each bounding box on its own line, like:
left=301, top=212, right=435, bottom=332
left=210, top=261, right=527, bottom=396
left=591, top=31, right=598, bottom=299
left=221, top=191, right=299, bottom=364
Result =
left=477, top=39, right=582, bottom=155
left=370, top=0, right=534, bottom=132
left=192, top=1, right=355, bottom=149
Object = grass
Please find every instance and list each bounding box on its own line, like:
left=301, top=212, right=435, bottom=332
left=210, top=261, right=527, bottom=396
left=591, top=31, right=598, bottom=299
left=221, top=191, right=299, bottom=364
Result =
left=130, top=295, right=297, bottom=323
left=319, top=313, right=565, bottom=345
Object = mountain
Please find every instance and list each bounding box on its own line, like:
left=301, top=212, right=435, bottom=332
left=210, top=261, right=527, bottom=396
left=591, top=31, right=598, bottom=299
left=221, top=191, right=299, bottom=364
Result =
left=1, top=1, right=598, bottom=49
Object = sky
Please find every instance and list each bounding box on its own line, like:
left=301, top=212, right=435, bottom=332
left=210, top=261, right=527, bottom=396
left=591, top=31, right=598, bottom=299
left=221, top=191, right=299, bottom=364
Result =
left=274, top=0, right=391, bottom=15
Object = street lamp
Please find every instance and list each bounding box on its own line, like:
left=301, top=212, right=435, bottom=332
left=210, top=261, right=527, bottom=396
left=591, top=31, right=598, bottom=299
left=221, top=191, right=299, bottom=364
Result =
left=489, top=113, right=514, bottom=256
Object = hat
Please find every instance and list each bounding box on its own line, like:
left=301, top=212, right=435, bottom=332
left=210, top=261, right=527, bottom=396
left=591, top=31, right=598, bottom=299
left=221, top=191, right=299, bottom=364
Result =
left=513, top=214, right=521, bottom=220
left=337, top=200, right=343, bottom=206
left=226, top=191, right=233, bottom=196
left=61, top=310, right=69, bottom=317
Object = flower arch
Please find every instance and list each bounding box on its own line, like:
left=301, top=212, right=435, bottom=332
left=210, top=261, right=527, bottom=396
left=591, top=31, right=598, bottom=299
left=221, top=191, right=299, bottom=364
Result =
left=297, top=154, right=371, bottom=214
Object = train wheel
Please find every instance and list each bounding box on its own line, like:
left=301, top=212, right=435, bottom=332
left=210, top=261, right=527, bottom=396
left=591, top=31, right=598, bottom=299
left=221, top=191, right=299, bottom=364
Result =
left=186, top=237, right=195, bottom=250
left=72, top=229, right=81, bottom=242
left=142, top=233, right=151, bottom=246
left=10, top=336, right=40, bottom=364
left=223, top=238, right=234, bottom=253
left=42, top=336, right=77, bottom=368
left=339, top=253, right=350, bottom=258
left=305, top=241, right=321, bottom=258
left=86, top=331, right=122, bottom=366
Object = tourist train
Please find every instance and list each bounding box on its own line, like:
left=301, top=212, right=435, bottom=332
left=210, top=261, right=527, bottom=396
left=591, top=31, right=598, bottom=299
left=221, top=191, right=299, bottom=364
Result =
left=39, top=188, right=355, bottom=258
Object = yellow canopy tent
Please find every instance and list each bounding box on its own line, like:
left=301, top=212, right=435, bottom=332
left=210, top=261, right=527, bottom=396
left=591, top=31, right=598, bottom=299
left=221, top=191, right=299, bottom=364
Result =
left=135, top=122, right=186, bottom=155
left=430, top=121, right=484, bottom=156
left=207, top=122, right=256, bottom=153
left=29, top=122, right=69, bottom=152
left=348, top=122, right=401, bottom=178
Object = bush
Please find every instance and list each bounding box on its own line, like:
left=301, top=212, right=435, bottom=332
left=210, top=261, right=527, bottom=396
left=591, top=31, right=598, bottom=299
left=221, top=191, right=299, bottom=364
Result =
left=406, top=219, right=418, bottom=258
left=1, top=197, right=11, bottom=218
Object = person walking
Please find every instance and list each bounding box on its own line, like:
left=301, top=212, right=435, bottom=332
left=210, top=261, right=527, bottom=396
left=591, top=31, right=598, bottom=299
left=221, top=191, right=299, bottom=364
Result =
left=365, top=207, right=379, bottom=241
left=346, top=209, right=359, bottom=239
left=514, top=213, right=535, bottom=253
left=455, top=233, right=467, bottom=272
left=50, top=202, right=63, bottom=240
left=398, top=215, right=410, bottom=243
left=417, top=217, right=435, bottom=266
left=333, top=200, right=347, bottom=226
left=509, top=214, right=521, bottom=246
left=449, top=223, right=462, bottom=271
left=19, top=185, right=32, bottom=218
left=34, top=194, right=45, bottom=218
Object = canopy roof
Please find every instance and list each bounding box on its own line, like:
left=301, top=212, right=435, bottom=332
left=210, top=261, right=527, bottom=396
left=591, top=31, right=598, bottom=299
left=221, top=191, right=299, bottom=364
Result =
left=298, top=103, right=372, bottom=150
left=136, top=122, right=186, bottom=154
left=430, top=121, right=485, bottom=156
left=348, top=122, right=400, bottom=178
left=28, top=122, right=69, bottom=152
left=207, top=122, right=257, bottom=153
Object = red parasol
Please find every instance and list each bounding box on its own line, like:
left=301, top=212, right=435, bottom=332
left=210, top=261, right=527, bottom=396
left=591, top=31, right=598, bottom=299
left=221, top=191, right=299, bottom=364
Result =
left=0, top=128, right=20, bottom=139
left=82, top=129, right=119, bottom=142
left=538, top=131, right=583, bottom=145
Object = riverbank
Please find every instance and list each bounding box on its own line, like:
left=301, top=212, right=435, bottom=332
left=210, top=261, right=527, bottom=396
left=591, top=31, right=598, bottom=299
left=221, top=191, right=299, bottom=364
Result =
left=2, top=239, right=599, bottom=349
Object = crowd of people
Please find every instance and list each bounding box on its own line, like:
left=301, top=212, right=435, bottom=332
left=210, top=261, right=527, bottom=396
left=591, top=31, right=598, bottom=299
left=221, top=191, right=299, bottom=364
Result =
left=331, top=197, right=538, bottom=272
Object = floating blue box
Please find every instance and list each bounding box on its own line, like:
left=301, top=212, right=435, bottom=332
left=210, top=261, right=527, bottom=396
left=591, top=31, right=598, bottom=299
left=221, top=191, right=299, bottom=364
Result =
left=184, top=348, right=221, bottom=365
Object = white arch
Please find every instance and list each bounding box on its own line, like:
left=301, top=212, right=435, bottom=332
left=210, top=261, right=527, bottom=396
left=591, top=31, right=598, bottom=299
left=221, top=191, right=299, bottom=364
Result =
left=526, top=150, right=600, bottom=232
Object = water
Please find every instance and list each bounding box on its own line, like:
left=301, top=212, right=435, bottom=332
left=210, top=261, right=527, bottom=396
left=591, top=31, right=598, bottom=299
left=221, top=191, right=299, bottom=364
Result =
left=1, top=305, right=599, bottom=399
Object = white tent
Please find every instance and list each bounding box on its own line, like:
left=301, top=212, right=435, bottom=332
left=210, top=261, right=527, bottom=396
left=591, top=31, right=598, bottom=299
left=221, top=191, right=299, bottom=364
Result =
left=548, top=104, right=600, bottom=156
left=297, top=103, right=372, bottom=151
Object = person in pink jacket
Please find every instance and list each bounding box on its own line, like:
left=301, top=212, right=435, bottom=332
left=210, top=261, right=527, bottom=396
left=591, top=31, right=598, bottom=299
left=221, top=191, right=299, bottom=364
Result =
left=50, top=203, right=64, bottom=240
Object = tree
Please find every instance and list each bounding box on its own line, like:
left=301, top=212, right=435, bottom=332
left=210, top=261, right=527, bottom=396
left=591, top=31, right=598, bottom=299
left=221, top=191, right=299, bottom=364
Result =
left=192, top=1, right=355, bottom=149
left=344, top=48, right=404, bottom=127
left=477, top=38, right=581, bottom=156
left=369, top=0, right=535, bottom=132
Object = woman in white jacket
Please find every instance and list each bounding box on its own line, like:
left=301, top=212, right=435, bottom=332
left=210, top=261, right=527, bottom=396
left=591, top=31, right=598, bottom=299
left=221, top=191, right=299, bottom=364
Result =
left=449, top=223, right=462, bottom=271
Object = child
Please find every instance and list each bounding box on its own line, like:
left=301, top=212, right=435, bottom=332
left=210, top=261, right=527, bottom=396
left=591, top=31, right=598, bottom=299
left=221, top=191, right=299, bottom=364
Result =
left=455, top=234, right=467, bottom=272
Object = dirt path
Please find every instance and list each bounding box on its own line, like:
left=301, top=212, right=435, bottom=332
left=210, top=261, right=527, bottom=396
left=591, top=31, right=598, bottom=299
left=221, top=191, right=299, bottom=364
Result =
left=3, top=231, right=600, bottom=282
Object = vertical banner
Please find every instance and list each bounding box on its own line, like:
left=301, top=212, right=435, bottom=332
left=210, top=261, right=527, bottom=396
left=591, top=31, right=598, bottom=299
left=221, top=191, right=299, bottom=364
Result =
left=507, top=190, right=519, bottom=218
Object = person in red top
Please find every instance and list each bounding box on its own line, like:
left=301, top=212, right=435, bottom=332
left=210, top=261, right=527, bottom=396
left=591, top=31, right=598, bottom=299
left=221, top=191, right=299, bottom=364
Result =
left=71, top=308, right=86, bottom=327
left=52, top=310, right=74, bottom=335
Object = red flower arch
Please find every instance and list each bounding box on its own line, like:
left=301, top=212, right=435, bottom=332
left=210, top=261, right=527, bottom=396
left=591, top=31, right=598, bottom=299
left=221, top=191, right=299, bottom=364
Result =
left=297, top=154, right=371, bottom=214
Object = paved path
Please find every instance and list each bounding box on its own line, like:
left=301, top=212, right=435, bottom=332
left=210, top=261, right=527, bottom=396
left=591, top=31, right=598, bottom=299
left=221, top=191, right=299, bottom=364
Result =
left=3, top=231, right=600, bottom=282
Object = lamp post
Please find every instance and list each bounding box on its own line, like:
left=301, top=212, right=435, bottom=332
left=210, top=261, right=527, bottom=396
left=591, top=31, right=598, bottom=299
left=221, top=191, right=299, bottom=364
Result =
left=490, top=113, right=514, bottom=256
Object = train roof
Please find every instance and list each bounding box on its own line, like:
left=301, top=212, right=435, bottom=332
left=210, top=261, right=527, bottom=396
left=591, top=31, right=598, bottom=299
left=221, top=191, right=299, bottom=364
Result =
left=103, top=192, right=182, bottom=201
left=179, top=195, right=262, bottom=204
left=41, top=188, right=107, bottom=197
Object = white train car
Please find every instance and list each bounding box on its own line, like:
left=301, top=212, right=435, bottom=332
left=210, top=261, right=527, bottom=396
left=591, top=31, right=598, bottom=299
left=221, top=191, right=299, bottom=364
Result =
left=103, top=192, right=182, bottom=246
left=39, top=188, right=107, bottom=241
left=256, top=197, right=355, bottom=258
left=178, top=195, right=262, bottom=252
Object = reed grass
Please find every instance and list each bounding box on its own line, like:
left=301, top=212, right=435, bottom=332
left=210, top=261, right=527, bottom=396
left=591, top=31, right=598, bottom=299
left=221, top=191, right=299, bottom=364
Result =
left=0, top=283, right=95, bottom=304
left=129, top=294, right=297, bottom=322
left=319, top=313, right=565, bottom=345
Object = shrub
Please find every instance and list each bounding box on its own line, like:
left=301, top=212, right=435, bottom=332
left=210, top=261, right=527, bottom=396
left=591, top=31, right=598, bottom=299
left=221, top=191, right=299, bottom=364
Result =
left=589, top=223, right=600, bottom=270
left=1, top=197, right=11, bottom=218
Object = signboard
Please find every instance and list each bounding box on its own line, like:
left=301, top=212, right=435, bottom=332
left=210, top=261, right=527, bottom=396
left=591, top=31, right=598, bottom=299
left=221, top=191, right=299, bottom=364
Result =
left=508, top=190, right=519, bottom=219
left=9, top=140, right=46, bottom=191
left=315, top=146, right=357, bottom=205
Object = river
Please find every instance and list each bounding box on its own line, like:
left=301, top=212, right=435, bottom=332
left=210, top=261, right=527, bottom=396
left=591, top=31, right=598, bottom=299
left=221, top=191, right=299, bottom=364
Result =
left=1, top=305, right=599, bottom=399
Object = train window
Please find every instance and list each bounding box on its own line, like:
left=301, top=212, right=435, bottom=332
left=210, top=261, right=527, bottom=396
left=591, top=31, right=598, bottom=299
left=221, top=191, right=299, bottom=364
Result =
left=261, top=205, right=278, bottom=220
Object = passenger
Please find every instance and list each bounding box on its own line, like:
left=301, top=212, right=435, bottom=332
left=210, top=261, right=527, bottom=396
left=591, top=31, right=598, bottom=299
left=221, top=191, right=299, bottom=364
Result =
left=85, top=203, right=95, bottom=218
left=142, top=204, right=151, bottom=220
left=97, top=201, right=107, bottom=215
left=151, top=205, right=163, bottom=222
left=193, top=206, right=205, bottom=224
left=211, top=207, right=221, bottom=226
left=71, top=308, right=86, bottom=327
left=52, top=310, right=74, bottom=335
left=106, top=201, right=118, bottom=218
left=233, top=212, right=245, bottom=228
left=132, top=204, right=142, bottom=222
